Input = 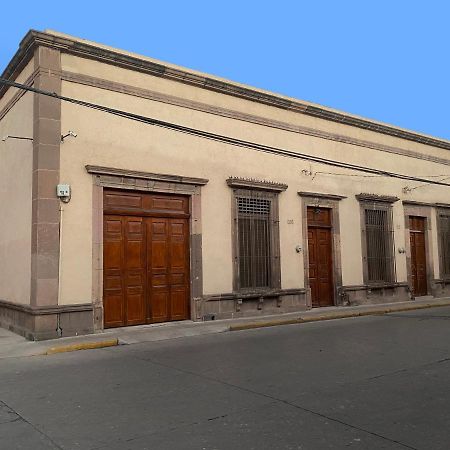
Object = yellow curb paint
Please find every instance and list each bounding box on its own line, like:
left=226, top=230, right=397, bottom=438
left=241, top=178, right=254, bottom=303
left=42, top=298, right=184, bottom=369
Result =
left=229, top=301, right=450, bottom=332
left=45, top=338, right=119, bottom=355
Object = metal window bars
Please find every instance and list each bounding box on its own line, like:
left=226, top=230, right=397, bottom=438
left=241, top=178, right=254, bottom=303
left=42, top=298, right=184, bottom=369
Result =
left=237, top=195, right=272, bottom=289
left=364, top=206, right=396, bottom=283
left=440, top=215, right=450, bottom=277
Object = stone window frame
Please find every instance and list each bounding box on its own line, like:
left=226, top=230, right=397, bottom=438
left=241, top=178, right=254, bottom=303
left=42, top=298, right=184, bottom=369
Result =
left=436, top=205, right=450, bottom=281
left=86, top=165, right=208, bottom=330
left=402, top=201, right=435, bottom=296
left=298, top=191, right=345, bottom=307
left=227, top=177, right=287, bottom=294
left=356, top=194, right=399, bottom=286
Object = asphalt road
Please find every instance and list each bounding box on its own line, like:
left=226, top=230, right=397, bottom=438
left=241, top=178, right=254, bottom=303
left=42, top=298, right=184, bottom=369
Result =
left=0, top=307, right=449, bottom=450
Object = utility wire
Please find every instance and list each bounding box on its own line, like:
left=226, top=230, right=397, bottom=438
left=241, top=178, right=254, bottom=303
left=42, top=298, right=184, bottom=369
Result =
left=2, top=77, right=450, bottom=188
left=405, top=175, right=450, bottom=192
left=310, top=171, right=450, bottom=179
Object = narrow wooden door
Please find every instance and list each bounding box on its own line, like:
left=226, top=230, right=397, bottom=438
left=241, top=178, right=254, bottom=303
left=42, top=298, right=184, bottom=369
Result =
left=409, top=216, right=427, bottom=296
left=307, top=208, right=334, bottom=307
left=103, top=216, right=146, bottom=328
left=147, top=217, right=190, bottom=323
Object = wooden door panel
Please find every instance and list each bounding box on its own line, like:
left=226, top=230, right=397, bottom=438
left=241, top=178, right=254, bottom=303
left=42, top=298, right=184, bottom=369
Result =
left=151, top=274, right=169, bottom=286
left=150, top=289, right=170, bottom=322
left=126, top=289, right=145, bottom=324
left=168, top=219, right=190, bottom=321
left=147, top=218, right=170, bottom=322
left=124, top=217, right=146, bottom=325
left=410, top=233, right=417, bottom=293
left=308, top=228, right=319, bottom=306
left=151, top=242, right=169, bottom=269
left=307, top=208, right=334, bottom=307
left=104, top=292, right=124, bottom=327
left=103, top=216, right=125, bottom=327
left=409, top=217, right=427, bottom=296
left=170, top=287, right=188, bottom=320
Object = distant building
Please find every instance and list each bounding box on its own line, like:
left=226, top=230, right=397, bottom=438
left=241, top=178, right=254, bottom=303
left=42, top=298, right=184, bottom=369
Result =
left=1, top=30, right=449, bottom=340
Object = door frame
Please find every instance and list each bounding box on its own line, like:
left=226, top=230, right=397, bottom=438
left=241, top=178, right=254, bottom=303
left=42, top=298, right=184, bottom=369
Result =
left=298, top=192, right=345, bottom=308
left=86, top=165, right=208, bottom=331
left=403, top=202, right=434, bottom=297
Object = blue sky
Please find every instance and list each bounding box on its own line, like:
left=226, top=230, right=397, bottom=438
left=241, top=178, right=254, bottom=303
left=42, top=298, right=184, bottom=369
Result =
left=1, top=1, right=449, bottom=140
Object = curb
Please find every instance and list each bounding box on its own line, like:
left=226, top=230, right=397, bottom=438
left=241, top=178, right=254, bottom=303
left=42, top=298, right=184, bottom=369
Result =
left=45, top=338, right=119, bottom=355
left=229, top=300, right=450, bottom=332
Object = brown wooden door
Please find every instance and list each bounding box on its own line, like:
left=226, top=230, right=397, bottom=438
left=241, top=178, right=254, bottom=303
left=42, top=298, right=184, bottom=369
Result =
left=103, top=190, right=190, bottom=328
left=307, top=207, right=334, bottom=307
left=409, top=216, right=427, bottom=296
left=146, top=218, right=190, bottom=323
left=103, top=216, right=146, bottom=327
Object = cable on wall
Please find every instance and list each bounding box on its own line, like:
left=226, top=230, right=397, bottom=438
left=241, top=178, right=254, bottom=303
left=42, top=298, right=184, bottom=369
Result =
left=2, top=77, right=450, bottom=188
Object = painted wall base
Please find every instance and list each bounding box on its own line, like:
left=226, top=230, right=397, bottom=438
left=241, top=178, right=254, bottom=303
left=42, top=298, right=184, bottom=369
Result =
left=0, top=299, right=94, bottom=341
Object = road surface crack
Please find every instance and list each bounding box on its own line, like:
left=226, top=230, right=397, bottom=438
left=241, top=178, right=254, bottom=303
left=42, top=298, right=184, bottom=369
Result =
left=133, top=355, right=419, bottom=450
left=0, top=399, right=63, bottom=449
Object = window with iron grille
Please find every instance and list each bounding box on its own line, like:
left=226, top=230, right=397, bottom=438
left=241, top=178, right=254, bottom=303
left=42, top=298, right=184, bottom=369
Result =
left=362, top=204, right=396, bottom=284
left=232, top=189, right=281, bottom=291
left=439, top=214, right=450, bottom=278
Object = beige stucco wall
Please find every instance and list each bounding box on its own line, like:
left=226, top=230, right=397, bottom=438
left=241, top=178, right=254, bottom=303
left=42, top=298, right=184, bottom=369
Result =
left=59, top=53, right=450, bottom=305
left=0, top=60, right=34, bottom=304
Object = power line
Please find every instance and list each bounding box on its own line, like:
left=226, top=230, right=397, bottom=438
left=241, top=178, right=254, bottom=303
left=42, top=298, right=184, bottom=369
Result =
left=2, top=77, right=450, bottom=188
left=308, top=170, right=450, bottom=179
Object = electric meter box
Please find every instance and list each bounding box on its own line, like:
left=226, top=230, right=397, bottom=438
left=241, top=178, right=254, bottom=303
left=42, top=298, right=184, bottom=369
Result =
left=57, top=184, right=71, bottom=197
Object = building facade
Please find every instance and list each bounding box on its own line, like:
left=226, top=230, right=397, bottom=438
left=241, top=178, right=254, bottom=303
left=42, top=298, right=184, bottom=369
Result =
left=1, top=30, right=450, bottom=340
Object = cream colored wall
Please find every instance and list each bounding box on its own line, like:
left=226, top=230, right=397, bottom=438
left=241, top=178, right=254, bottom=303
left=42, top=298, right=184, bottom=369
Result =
left=0, top=60, right=34, bottom=112
left=0, top=91, right=33, bottom=304
left=61, top=54, right=450, bottom=163
left=59, top=55, right=450, bottom=304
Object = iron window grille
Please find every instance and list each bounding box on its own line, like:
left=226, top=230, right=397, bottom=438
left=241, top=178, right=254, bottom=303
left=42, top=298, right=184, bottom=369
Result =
left=439, top=214, right=450, bottom=278
left=232, top=189, right=281, bottom=291
left=362, top=203, right=396, bottom=284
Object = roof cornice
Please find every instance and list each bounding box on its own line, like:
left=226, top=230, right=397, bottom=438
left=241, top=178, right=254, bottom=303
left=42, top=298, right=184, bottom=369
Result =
left=2, top=30, right=450, bottom=152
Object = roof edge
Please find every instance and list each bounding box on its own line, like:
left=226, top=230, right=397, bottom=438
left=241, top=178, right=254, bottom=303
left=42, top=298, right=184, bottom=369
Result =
left=2, top=30, right=450, bottom=151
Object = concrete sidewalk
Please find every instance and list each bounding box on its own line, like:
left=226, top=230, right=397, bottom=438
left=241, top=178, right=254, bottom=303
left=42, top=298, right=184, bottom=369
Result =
left=1, top=297, right=450, bottom=359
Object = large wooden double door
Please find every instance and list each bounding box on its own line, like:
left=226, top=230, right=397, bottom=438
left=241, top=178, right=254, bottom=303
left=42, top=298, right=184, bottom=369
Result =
left=409, top=216, right=427, bottom=297
left=103, top=190, right=190, bottom=328
left=307, top=207, right=334, bottom=307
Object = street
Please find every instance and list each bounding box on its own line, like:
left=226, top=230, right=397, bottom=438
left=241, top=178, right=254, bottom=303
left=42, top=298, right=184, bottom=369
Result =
left=1, top=307, right=449, bottom=450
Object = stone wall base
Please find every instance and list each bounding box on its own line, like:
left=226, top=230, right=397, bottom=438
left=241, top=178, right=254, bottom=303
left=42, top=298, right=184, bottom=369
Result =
left=431, top=279, right=450, bottom=298
left=198, top=289, right=309, bottom=320
left=0, top=299, right=94, bottom=341
left=341, top=283, right=410, bottom=306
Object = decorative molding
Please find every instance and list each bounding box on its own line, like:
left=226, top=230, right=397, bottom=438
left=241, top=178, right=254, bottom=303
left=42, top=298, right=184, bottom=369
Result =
left=356, top=193, right=400, bottom=203
left=402, top=200, right=450, bottom=209
left=298, top=191, right=346, bottom=200
left=226, top=176, right=287, bottom=192
left=3, top=30, right=450, bottom=154
left=402, top=200, right=435, bottom=207
left=57, top=71, right=450, bottom=168
left=86, top=165, right=209, bottom=186
left=203, top=288, right=306, bottom=302
left=341, top=282, right=409, bottom=291
left=0, top=298, right=93, bottom=316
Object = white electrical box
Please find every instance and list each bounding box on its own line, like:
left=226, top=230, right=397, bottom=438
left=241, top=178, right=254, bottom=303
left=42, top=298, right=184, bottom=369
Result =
left=57, top=184, right=71, bottom=197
